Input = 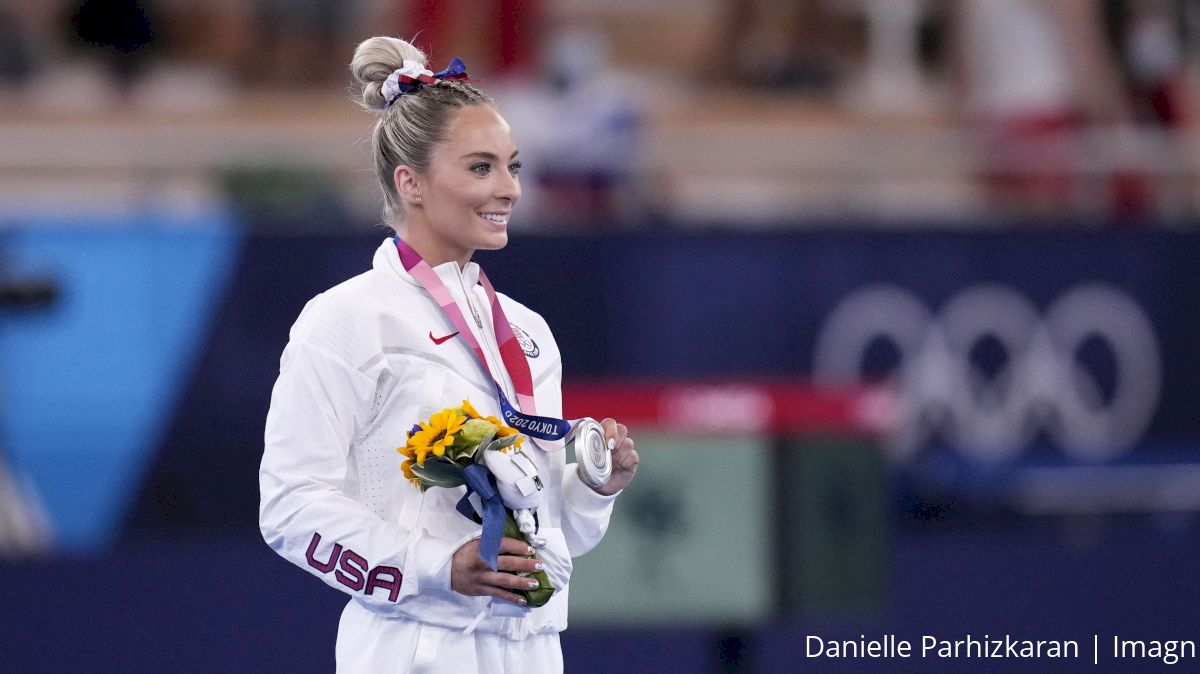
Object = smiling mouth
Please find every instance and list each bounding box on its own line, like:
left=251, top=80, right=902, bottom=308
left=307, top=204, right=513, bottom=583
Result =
left=478, top=212, right=509, bottom=226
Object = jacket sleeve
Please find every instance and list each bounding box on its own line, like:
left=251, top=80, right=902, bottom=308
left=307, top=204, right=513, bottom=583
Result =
left=558, top=467, right=619, bottom=557
left=259, top=339, right=467, bottom=612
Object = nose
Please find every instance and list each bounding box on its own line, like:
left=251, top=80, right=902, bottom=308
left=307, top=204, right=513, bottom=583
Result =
left=496, top=168, right=520, bottom=203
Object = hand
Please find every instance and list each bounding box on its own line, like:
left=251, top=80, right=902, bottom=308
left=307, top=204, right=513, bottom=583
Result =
left=450, top=536, right=543, bottom=606
left=591, top=418, right=639, bottom=496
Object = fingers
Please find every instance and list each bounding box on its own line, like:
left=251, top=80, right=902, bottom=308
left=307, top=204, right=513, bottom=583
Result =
left=480, top=569, right=544, bottom=593
left=601, top=417, right=628, bottom=451
left=463, top=538, right=540, bottom=575
left=601, top=418, right=636, bottom=471
left=497, top=552, right=543, bottom=575
left=479, top=586, right=527, bottom=606
left=613, top=439, right=639, bottom=473
left=498, top=536, right=534, bottom=557
left=460, top=568, right=529, bottom=605
left=462, top=565, right=542, bottom=607
left=450, top=536, right=543, bottom=605
left=592, top=418, right=639, bottom=496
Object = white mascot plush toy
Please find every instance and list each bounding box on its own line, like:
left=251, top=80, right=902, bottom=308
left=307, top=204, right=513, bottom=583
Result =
left=483, top=446, right=547, bottom=548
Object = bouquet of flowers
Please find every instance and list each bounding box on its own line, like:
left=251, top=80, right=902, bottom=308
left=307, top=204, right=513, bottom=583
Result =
left=398, top=400, right=554, bottom=607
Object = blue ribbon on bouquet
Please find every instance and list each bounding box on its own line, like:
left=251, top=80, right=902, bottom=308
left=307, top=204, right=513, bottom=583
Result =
left=456, top=463, right=507, bottom=572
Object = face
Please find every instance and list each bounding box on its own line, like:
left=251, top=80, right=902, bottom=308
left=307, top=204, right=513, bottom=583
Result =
left=398, top=105, right=522, bottom=267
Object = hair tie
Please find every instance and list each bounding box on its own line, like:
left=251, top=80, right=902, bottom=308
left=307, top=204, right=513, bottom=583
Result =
left=381, top=57, right=470, bottom=109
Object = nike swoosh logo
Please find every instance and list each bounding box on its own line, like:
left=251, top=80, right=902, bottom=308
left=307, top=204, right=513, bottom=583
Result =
left=429, top=331, right=459, bottom=345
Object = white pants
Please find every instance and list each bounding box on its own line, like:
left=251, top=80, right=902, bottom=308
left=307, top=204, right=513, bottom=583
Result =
left=335, top=601, right=563, bottom=674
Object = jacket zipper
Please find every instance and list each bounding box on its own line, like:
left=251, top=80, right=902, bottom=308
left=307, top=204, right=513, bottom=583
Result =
left=457, top=270, right=516, bottom=402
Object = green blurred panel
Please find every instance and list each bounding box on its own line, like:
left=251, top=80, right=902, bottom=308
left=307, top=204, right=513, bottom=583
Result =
left=569, top=433, right=772, bottom=626
left=776, top=437, right=887, bottom=614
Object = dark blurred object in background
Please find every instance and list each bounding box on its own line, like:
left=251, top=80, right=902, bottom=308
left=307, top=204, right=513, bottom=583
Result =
left=0, top=279, right=58, bottom=309
left=0, top=8, right=35, bottom=82
left=1106, top=0, right=1194, bottom=128
left=250, top=0, right=359, bottom=85
left=69, top=0, right=158, bottom=87
left=716, top=0, right=847, bottom=93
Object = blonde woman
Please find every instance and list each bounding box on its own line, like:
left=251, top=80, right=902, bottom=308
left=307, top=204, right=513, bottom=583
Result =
left=259, top=37, right=639, bottom=673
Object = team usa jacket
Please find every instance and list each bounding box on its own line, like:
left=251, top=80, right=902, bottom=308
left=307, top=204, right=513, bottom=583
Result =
left=260, top=239, right=618, bottom=639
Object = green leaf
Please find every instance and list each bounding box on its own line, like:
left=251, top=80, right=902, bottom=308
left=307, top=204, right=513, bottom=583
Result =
left=409, top=457, right=466, bottom=489
left=500, top=509, right=555, bottom=607
left=503, top=510, right=524, bottom=540
left=524, top=570, right=555, bottom=607
left=484, top=434, right=521, bottom=454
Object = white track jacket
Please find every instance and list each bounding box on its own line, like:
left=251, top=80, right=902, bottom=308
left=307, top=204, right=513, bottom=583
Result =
left=260, top=239, right=617, bottom=640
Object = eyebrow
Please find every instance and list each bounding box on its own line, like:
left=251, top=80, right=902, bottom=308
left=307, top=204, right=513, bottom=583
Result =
left=460, top=151, right=520, bottom=161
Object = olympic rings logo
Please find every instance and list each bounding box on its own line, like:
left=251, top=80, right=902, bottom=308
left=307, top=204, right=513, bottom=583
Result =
left=813, top=284, right=1161, bottom=463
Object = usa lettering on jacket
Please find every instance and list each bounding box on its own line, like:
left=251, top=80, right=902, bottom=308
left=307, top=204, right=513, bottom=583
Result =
left=305, top=532, right=403, bottom=602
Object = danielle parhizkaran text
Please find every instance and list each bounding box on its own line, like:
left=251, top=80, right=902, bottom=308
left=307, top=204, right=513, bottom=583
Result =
left=806, top=634, right=1077, bottom=660
left=806, top=634, right=1197, bottom=665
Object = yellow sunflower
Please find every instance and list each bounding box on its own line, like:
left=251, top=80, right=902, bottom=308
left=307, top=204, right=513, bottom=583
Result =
left=460, top=400, right=483, bottom=419
left=403, top=408, right=467, bottom=464
left=400, top=458, right=419, bottom=486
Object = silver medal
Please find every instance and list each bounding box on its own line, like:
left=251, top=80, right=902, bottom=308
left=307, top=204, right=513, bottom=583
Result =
left=566, top=417, right=611, bottom=489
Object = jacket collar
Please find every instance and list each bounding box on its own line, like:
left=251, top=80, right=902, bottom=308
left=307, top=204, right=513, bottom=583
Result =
left=373, top=238, right=482, bottom=290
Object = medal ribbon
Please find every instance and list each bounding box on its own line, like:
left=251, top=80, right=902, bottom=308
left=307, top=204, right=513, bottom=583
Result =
left=394, top=237, right=573, bottom=440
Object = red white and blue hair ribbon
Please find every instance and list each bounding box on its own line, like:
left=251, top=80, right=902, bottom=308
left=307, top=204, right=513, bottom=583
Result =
left=382, top=57, right=470, bottom=109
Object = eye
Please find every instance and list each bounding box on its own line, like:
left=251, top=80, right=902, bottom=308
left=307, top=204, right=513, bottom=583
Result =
left=508, top=161, right=522, bottom=176
left=471, top=162, right=491, bottom=175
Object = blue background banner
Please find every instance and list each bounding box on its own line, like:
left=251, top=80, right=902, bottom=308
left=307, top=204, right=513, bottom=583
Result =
left=0, top=210, right=241, bottom=552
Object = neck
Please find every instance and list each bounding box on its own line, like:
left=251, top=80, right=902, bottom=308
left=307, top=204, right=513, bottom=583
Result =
left=400, top=224, right=472, bottom=270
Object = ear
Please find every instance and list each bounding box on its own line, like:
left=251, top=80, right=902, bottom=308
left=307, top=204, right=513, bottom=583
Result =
left=394, top=165, right=423, bottom=205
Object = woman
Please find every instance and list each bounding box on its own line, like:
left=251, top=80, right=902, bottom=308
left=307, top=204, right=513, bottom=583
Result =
left=259, top=36, right=639, bottom=673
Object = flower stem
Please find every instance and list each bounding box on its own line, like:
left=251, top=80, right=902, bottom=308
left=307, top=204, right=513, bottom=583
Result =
left=503, top=509, right=554, bottom=607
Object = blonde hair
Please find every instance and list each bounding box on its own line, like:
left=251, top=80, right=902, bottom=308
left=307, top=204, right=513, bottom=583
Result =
left=350, top=37, right=493, bottom=226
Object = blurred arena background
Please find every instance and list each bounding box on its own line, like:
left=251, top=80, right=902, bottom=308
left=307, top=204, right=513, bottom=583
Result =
left=2, top=0, right=1200, bottom=672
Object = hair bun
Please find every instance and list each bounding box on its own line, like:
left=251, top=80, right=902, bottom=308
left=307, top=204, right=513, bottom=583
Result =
left=350, top=37, right=429, bottom=111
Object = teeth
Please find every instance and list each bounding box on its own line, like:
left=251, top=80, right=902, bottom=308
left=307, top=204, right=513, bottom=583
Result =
left=479, top=213, right=508, bottom=223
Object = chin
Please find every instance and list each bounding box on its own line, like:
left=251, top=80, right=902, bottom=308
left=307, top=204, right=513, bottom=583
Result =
left=479, top=232, right=509, bottom=251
